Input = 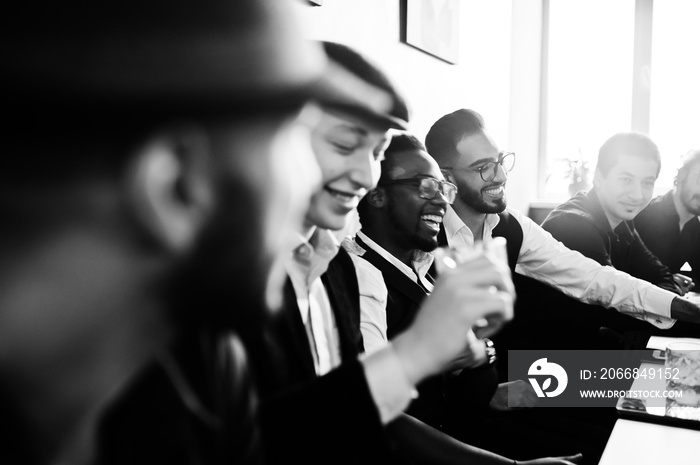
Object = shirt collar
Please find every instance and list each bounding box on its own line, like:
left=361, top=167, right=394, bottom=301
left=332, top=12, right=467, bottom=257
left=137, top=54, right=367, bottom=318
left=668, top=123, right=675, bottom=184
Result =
left=443, top=206, right=500, bottom=245
left=287, top=228, right=340, bottom=286
left=356, top=230, right=434, bottom=283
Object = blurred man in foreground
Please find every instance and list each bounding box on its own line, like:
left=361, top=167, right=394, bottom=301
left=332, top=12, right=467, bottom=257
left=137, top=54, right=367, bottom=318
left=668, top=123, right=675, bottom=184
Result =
left=0, top=1, right=376, bottom=463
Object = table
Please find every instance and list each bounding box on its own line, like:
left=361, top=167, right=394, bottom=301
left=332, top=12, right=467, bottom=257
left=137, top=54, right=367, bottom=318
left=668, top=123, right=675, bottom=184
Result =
left=599, top=340, right=700, bottom=464
left=598, top=419, right=700, bottom=465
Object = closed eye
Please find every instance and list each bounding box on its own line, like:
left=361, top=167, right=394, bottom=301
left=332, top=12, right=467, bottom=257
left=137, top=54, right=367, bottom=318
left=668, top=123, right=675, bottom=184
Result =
left=331, top=142, right=356, bottom=155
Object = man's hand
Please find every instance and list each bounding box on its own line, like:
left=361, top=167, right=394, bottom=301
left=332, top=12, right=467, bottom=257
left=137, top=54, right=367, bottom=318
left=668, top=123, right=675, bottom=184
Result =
left=670, top=296, right=700, bottom=324
left=673, top=273, right=695, bottom=295
left=443, top=330, right=488, bottom=373
left=489, top=380, right=539, bottom=411
left=391, top=253, right=514, bottom=386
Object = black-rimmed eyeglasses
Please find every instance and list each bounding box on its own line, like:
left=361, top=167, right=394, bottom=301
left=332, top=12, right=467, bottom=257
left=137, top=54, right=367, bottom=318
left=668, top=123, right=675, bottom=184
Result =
left=379, top=177, right=458, bottom=204
left=444, top=152, right=516, bottom=182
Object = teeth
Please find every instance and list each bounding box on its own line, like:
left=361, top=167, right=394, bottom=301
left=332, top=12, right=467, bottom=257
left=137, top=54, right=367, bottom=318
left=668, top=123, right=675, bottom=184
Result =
left=484, top=186, right=504, bottom=195
left=421, top=215, right=443, bottom=223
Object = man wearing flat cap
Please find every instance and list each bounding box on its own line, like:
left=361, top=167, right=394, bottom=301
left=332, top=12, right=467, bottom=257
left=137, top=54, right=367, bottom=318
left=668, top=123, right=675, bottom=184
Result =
left=0, top=1, right=395, bottom=464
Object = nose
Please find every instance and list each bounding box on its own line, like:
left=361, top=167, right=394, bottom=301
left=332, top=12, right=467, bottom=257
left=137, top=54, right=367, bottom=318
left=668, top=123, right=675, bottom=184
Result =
left=348, top=149, right=380, bottom=190
left=431, top=188, right=450, bottom=208
left=492, top=162, right=509, bottom=183
left=627, top=180, right=645, bottom=201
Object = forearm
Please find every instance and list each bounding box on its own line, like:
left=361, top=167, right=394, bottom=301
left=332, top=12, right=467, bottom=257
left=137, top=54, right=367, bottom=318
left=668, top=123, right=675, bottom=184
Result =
left=387, top=413, right=514, bottom=465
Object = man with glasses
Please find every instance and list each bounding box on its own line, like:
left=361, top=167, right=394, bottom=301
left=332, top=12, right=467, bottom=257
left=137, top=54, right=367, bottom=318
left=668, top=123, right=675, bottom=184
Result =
left=343, top=134, right=571, bottom=460
left=426, top=109, right=700, bottom=342
left=635, top=149, right=700, bottom=288
left=346, top=135, right=490, bottom=431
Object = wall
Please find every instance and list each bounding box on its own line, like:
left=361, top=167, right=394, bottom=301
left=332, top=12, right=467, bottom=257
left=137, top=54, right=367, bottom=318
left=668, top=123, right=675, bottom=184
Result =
left=294, top=0, right=542, bottom=215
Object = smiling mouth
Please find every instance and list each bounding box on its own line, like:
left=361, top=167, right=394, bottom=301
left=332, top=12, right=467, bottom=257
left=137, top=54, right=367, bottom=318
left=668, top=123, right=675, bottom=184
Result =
left=621, top=202, right=644, bottom=209
left=325, top=186, right=359, bottom=202
left=420, top=214, right=443, bottom=231
left=482, top=185, right=504, bottom=197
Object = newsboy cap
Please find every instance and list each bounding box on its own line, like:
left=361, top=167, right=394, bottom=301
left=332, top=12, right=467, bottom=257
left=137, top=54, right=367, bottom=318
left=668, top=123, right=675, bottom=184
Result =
left=3, top=0, right=398, bottom=121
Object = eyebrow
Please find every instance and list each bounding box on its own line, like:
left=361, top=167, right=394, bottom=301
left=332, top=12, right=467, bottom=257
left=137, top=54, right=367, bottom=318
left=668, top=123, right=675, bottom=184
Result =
left=468, top=157, right=498, bottom=167
left=617, top=171, right=657, bottom=180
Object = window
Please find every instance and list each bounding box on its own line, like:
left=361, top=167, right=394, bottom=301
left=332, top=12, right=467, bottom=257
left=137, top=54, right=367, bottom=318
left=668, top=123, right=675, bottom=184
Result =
left=649, top=0, right=700, bottom=192
left=540, top=0, right=698, bottom=200
left=542, top=0, right=635, bottom=201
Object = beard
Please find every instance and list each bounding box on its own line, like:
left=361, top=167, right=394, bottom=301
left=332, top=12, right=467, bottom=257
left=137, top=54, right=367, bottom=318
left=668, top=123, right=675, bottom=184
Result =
left=386, top=200, right=439, bottom=252
left=457, top=181, right=507, bottom=214
left=166, top=181, right=273, bottom=334
left=680, top=184, right=700, bottom=216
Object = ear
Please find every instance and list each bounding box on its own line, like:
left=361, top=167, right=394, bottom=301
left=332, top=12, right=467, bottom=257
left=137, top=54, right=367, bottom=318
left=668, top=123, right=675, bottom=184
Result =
left=441, top=168, right=456, bottom=184
left=125, top=125, right=214, bottom=253
left=366, top=188, right=386, bottom=208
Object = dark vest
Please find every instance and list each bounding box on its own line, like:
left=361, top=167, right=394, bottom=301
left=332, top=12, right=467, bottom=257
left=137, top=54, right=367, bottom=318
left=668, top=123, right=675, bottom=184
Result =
left=250, top=247, right=364, bottom=394
left=354, top=231, right=500, bottom=430
left=243, top=246, right=395, bottom=465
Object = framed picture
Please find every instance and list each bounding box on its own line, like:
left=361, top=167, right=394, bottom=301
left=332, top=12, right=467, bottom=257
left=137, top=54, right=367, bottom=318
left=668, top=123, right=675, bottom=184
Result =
left=404, top=0, right=460, bottom=64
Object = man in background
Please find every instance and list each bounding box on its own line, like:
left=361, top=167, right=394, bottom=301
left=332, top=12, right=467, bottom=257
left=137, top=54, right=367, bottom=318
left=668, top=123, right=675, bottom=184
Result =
left=635, top=149, right=700, bottom=288
left=541, top=132, right=700, bottom=345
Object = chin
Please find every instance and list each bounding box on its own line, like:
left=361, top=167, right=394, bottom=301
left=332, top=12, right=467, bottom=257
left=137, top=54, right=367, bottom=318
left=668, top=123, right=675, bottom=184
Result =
left=415, top=236, right=439, bottom=253
left=313, top=212, right=348, bottom=232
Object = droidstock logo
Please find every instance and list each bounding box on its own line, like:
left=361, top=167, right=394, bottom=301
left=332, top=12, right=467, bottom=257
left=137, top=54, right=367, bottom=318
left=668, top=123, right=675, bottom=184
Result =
left=528, top=358, right=568, bottom=398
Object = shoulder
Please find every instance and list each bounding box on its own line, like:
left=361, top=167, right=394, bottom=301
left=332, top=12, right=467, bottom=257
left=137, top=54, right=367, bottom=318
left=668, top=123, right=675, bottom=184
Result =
left=348, top=253, right=387, bottom=300
left=541, top=202, right=606, bottom=249
left=636, top=192, right=677, bottom=226
left=503, top=207, right=530, bottom=228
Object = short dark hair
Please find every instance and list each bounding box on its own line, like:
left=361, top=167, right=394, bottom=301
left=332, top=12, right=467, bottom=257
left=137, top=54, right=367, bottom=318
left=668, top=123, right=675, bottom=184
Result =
left=377, top=133, right=426, bottom=184
left=425, top=109, right=485, bottom=167
left=596, top=132, right=661, bottom=176
left=676, top=149, right=700, bottom=186
left=357, top=132, right=424, bottom=220
left=322, top=41, right=409, bottom=128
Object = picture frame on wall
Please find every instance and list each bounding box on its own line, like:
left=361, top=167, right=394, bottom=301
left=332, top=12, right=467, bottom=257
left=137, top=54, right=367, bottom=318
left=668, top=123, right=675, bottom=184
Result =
left=403, top=0, right=460, bottom=64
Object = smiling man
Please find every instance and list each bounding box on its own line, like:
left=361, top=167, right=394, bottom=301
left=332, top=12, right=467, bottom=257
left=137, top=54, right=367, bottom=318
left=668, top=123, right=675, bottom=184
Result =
left=541, top=133, right=700, bottom=345
left=425, top=109, right=700, bottom=339
left=542, top=132, right=680, bottom=294
left=345, top=133, right=507, bottom=428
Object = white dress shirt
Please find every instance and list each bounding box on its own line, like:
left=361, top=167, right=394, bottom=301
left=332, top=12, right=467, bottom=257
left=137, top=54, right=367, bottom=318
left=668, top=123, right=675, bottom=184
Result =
left=342, top=231, right=434, bottom=354
left=442, top=206, right=676, bottom=328
left=285, top=228, right=416, bottom=423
